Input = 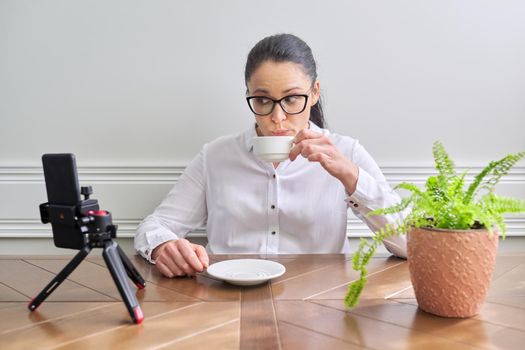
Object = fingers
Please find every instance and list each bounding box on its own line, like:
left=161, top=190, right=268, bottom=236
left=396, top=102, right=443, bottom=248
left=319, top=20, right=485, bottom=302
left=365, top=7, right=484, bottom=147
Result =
left=152, top=240, right=183, bottom=277
left=156, top=260, right=174, bottom=278
left=154, top=239, right=207, bottom=278
left=307, top=152, right=331, bottom=164
left=293, top=129, right=323, bottom=144
left=290, top=139, right=334, bottom=161
left=177, top=240, right=205, bottom=273
left=290, top=130, right=332, bottom=161
left=155, top=253, right=184, bottom=278
left=302, top=143, right=334, bottom=160
left=165, top=242, right=196, bottom=276
left=193, top=244, right=210, bottom=268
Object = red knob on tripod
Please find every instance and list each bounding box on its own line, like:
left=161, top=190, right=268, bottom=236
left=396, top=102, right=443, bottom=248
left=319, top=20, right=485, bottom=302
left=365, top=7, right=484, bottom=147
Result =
left=88, top=210, right=109, bottom=216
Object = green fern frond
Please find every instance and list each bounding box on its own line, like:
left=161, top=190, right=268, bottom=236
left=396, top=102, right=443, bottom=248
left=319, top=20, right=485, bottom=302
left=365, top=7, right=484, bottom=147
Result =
left=425, top=176, right=448, bottom=204
left=344, top=269, right=367, bottom=308
left=345, top=222, right=402, bottom=308
left=394, top=182, right=439, bottom=216
left=395, top=182, right=425, bottom=197
left=368, top=195, right=413, bottom=216
left=464, top=152, right=525, bottom=204
left=448, top=170, right=468, bottom=199
left=482, top=194, right=525, bottom=215
left=464, top=163, right=495, bottom=204
left=481, top=152, right=525, bottom=190
left=433, top=141, right=456, bottom=183
left=351, top=238, right=369, bottom=270
left=345, top=239, right=378, bottom=308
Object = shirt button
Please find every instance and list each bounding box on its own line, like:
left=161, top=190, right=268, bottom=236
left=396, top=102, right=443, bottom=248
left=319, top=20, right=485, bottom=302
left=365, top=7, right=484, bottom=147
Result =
left=354, top=203, right=359, bottom=208
left=272, top=174, right=276, bottom=178
left=271, top=231, right=276, bottom=235
left=349, top=200, right=354, bottom=204
left=271, top=205, right=275, bottom=209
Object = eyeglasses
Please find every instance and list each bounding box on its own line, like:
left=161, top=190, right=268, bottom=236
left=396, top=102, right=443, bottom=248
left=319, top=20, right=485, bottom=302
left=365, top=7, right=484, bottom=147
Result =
left=246, top=94, right=309, bottom=116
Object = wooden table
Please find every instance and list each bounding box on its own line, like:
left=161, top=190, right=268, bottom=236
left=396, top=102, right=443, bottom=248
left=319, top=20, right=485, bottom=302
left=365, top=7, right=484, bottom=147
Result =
left=0, top=253, right=524, bottom=349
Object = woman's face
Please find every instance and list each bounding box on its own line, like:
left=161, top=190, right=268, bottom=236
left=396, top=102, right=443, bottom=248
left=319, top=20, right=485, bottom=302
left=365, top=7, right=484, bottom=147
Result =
left=246, top=60, right=320, bottom=137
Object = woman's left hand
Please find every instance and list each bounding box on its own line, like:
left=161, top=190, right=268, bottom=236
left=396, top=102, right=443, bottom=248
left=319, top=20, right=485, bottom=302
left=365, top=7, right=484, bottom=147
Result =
left=290, top=129, right=359, bottom=194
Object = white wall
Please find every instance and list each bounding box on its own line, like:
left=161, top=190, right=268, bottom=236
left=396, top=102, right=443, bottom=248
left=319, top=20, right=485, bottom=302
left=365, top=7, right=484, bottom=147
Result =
left=1, top=1, right=524, bottom=254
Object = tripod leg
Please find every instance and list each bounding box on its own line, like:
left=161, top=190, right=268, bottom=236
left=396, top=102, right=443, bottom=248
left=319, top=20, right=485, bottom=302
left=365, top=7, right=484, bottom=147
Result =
left=28, top=245, right=91, bottom=312
left=103, top=240, right=144, bottom=324
left=117, top=245, right=146, bottom=289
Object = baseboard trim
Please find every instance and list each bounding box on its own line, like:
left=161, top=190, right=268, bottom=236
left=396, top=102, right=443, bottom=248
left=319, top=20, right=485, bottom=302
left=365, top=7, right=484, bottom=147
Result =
left=1, top=217, right=524, bottom=238
left=1, top=165, right=524, bottom=184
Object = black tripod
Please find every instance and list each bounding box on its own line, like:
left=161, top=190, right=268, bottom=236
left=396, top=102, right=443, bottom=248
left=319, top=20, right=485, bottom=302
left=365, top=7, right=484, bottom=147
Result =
left=28, top=208, right=146, bottom=324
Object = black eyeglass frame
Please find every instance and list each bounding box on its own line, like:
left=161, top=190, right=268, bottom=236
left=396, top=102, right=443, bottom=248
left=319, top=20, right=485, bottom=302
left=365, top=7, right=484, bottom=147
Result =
left=246, top=94, right=309, bottom=116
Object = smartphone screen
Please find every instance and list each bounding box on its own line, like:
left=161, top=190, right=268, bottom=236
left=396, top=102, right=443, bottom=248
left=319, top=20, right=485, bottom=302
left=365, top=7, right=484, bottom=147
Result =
left=42, top=154, right=81, bottom=205
left=42, top=153, right=84, bottom=249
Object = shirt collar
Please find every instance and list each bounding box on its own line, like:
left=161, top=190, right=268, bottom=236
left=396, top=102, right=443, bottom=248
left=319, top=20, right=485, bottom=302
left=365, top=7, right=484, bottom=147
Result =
left=244, top=121, right=323, bottom=152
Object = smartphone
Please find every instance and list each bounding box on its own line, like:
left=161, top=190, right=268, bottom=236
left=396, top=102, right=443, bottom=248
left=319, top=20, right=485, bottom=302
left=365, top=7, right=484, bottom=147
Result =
left=42, top=154, right=81, bottom=205
left=42, top=154, right=85, bottom=249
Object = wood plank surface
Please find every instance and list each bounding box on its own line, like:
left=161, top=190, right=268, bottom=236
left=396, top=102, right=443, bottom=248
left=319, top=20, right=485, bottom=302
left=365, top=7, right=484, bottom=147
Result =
left=90, top=256, right=241, bottom=302
left=26, top=259, right=198, bottom=302
left=240, top=283, right=280, bottom=350
left=272, top=256, right=404, bottom=300
left=0, top=260, right=113, bottom=302
left=0, top=283, right=28, bottom=302
left=275, top=300, right=480, bottom=349
left=0, top=253, right=524, bottom=349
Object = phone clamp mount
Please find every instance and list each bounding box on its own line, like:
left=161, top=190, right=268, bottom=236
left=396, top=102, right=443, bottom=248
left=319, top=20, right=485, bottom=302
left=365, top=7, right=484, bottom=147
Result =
left=29, top=186, right=146, bottom=324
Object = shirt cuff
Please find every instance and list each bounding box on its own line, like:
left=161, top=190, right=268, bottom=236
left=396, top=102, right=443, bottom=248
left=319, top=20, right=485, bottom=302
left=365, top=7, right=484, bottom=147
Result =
left=137, top=246, right=156, bottom=264
left=138, top=230, right=180, bottom=264
left=344, top=167, right=376, bottom=209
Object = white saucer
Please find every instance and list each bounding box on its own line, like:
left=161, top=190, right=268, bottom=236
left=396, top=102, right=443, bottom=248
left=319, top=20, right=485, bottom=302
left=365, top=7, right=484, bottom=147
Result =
left=206, top=259, right=286, bottom=286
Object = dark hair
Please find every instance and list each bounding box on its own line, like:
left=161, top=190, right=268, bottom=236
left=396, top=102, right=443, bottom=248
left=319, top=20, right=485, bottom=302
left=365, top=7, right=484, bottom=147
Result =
left=244, top=33, right=326, bottom=129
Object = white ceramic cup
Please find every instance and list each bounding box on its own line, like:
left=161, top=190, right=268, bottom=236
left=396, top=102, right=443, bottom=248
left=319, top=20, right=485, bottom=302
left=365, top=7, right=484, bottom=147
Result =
left=253, top=136, right=294, bottom=162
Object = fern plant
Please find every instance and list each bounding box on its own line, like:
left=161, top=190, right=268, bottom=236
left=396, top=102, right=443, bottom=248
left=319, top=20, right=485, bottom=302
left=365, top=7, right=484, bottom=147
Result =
left=344, top=141, right=525, bottom=309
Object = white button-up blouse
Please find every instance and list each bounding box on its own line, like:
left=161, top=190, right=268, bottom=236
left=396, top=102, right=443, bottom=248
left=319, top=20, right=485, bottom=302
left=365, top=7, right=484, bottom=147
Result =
left=135, top=122, right=407, bottom=263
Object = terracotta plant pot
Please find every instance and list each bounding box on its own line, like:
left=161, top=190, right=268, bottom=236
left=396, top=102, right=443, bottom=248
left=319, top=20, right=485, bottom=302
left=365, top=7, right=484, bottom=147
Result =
left=407, top=227, right=499, bottom=318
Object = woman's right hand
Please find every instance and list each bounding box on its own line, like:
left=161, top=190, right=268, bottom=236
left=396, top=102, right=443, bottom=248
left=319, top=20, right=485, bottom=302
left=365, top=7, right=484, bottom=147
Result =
left=152, top=238, right=209, bottom=278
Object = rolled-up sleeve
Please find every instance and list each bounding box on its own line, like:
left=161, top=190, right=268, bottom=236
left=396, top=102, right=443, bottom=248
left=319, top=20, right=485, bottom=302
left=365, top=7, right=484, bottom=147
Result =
left=346, top=140, right=408, bottom=258
left=134, top=147, right=208, bottom=263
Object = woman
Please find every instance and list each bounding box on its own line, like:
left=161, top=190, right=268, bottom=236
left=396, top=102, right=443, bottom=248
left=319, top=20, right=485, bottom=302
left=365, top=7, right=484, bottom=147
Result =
left=135, top=34, right=407, bottom=278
